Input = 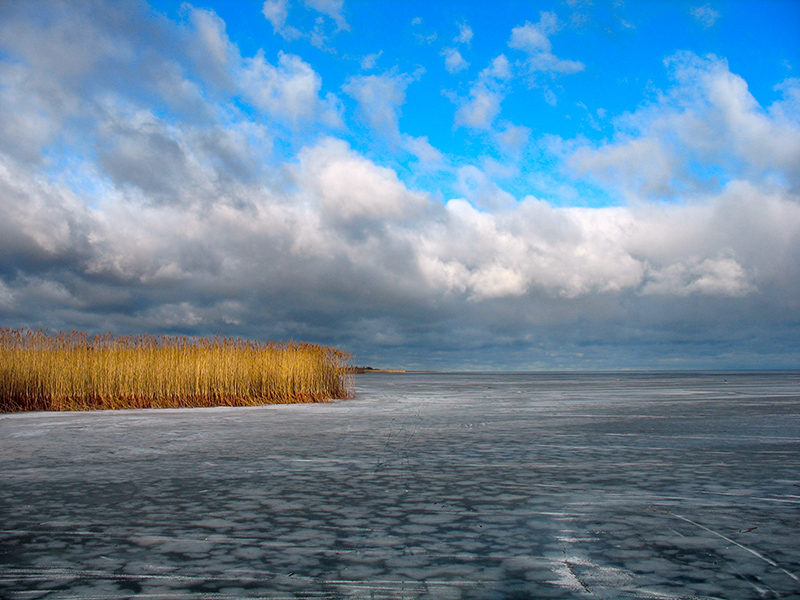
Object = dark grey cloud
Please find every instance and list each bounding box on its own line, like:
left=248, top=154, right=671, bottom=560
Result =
left=99, top=125, right=190, bottom=201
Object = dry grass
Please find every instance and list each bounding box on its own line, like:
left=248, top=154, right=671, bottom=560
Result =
left=0, top=328, right=353, bottom=412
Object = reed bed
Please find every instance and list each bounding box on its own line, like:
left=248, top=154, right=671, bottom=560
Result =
left=0, top=328, right=354, bottom=412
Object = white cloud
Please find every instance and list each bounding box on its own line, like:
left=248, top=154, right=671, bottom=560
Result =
left=414, top=183, right=800, bottom=302
left=262, top=0, right=301, bottom=39
left=494, top=122, right=531, bottom=153
left=568, top=52, right=800, bottom=198
left=360, top=51, right=381, bottom=70
left=296, top=138, right=428, bottom=222
left=410, top=18, right=437, bottom=44
left=240, top=51, right=336, bottom=124
left=456, top=164, right=516, bottom=210
left=403, top=134, right=444, bottom=167
left=416, top=197, right=648, bottom=300
left=304, top=0, right=349, bottom=31
left=570, top=138, right=679, bottom=198
left=508, top=12, right=584, bottom=75
left=0, top=1, right=189, bottom=163
left=480, top=55, right=513, bottom=80
left=342, top=70, right=420, bottom=136
left=441, top=47, right=469, bottom=74
left=454, top=86, right=503, bottom=129
left=188, top=8, right=239, bottom=89
left=510, top=12, right=557, bottom=52
left=453, top=55, right=512, bottom=130
left=262, top=0, right=288, bottom=29
left=454, top=21, right=473, bottom=45
left=642, top=254, right=754, bottom=297
left=0, top=62, right=62, bottom=163
left=0, top=154, right=92, bottom=258
left=262, top=0, right=348, bottom=47
left=691, top=5, right=720, bottom=28
left=773, top=78, right=800, bottom=120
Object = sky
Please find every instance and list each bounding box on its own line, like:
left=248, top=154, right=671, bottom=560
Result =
left=1, top=0, right=799, bottom=371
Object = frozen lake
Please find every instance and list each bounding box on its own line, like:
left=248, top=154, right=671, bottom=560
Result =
left=1, top=371, right=799, bottom=599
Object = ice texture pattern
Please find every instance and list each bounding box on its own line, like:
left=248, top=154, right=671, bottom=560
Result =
left=1, top=371, right=799, bottom=599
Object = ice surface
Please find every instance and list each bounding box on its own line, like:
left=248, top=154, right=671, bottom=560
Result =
left=1, top=371, right=799, bottom=598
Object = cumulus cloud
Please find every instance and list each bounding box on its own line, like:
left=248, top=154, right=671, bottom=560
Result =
left=411, top=17, right=437, bottom=44
left=241, top=51, right=337, bottom=124
left=494, top=122, right=531, bottom=153
left=418, top=197, right=631, bottom=300
left=296, top=138, right=429, bottom=222
left=453, top=56, right=512, bottom=129
left=342, top=69, right=421, bottom=137
left=0, top=1, right=174, bottom=163
left=360, top=51, right=382, bottom=70
left=441, top=47, right=469, bottom=74
left=98, top=118, right=191, bottom=202
left=402, top=135, right=444, bottom=167
left=262, top=0, right=348, bottom=48
left=185, top=8, right=240, bottom=90
left=508, top=12, right=584, bottom=75
left=570, top=138, right=679, bottom=198
left=454, top=87, right=503, bottom=129
left=642, top=255, right=753, bottom=297
left=304, top=0, right=349, bottom=32
left=415, top=183, right=798, bottom=303
left=454, top=22, right=473, bottom=45
left=0, top=155, right=93, bottom=265
left=262, top=0, right=290, bottom=32
left=480, top=54, right=513, bottom=81
left=569, top=52, right=800, bottom=199
left=691, top=5, right=720, bottom=28
left=455, top=162, right=516, bottom=210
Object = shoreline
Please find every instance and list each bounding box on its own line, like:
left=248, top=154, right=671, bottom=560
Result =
left=350, top=368, right=440, bottom=374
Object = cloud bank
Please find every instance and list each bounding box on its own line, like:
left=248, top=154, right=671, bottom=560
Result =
left=0, top=1, right=798, bottom=369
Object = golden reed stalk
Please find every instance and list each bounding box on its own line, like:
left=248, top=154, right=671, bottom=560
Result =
left=0, top=328, right=354, bottom=412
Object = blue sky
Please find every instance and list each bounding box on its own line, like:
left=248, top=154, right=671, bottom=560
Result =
left=0, top=0, right=799, bottom=369
left=150, top=0, right=798, bottom=204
